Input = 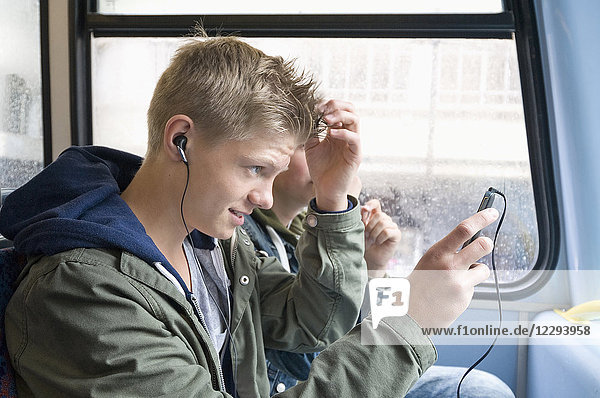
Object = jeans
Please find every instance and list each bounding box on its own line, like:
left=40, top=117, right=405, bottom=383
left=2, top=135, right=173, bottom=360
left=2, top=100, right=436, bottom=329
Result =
left=406, top=365, right=515, bottom=398
left=265, top=350, right=317, bottom=395
left=267, top=359, right=300, bottom=395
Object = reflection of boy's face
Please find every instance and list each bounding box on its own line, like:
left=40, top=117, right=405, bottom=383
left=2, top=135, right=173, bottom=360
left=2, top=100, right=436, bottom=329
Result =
left=273, top=146, right=315, bottom=209
left=185, top=131, right=295, bottom=239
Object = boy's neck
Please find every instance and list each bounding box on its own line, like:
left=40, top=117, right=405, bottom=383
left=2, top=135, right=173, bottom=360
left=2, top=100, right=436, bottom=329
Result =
left=121, top=159, right=190, bottom=278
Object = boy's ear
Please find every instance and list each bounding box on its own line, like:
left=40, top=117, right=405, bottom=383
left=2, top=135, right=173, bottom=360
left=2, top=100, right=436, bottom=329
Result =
left=163, top=114, right=193, bottom=162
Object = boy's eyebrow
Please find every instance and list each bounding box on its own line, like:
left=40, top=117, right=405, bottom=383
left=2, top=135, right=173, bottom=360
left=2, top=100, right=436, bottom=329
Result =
left=241, top=155, right=277, bottom=167
left=241, top=154, right=290, bottom=172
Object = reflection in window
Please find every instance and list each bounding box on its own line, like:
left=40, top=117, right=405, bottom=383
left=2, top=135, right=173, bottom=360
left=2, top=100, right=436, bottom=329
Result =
left=92, top=37, right=538, bottom=282
left=0, top=0, right=43, bottom=188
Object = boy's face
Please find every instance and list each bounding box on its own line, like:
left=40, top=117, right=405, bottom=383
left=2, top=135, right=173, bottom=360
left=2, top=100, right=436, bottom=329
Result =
left=186, top=131, right=295, bottom=239
left=273, top=146, right=314, bottom=208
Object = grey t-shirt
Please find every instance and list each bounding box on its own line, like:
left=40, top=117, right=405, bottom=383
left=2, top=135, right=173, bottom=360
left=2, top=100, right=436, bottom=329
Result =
left=183, top=239, right=231, bottom=354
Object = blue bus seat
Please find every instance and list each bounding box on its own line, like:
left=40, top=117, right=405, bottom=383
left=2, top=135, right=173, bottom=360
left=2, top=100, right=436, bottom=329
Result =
left=0, top=247, right=25, bottom=397
left=527, top=310, right=600, bottom=397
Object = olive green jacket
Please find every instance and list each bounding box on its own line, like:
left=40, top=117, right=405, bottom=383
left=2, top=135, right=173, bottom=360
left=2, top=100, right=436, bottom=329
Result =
left=5, top=202, right=436, bottom=397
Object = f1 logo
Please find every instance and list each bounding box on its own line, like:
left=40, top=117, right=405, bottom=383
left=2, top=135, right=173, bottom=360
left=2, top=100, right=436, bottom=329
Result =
left=375, top=286, right=404, bottom=307
left=369, top=278, right=410, bottom=329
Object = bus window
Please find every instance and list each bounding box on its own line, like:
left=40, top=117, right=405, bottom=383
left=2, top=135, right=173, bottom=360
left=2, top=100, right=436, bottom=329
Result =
left=0, top=0, right=45, bottom=188
left=92, top=36, right=538, bottom=284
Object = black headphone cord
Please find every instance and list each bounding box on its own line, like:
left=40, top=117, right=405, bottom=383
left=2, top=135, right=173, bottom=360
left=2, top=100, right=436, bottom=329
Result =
left=179, top=159, right=239, bottom=396
left=457, top=190, right=507, bottom=398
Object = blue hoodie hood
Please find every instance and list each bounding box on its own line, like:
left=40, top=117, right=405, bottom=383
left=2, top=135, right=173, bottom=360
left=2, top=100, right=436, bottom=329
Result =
left=0, top=146, right=209, bottom=268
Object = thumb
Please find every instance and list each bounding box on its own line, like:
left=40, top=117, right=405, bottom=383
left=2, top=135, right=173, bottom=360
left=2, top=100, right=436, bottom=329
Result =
left=465, top=263, right=491, bottom=286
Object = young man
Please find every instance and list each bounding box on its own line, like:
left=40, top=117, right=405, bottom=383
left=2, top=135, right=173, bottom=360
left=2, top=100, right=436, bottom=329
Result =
left=1, top=35, right=499, bottom=397
left=244, top=146, right=514, bottom=397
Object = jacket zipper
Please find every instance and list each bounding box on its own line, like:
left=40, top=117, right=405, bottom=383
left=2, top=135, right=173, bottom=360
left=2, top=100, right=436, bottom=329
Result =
left=152, top=261, right=228, bottom=392
left=190, top=293, right=227, bottom=392
left=227, top=237, right=238, bottom=385
left=230, top=238, right=238, bottom=276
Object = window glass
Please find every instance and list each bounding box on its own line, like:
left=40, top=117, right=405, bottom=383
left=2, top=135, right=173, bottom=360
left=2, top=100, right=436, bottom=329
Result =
left=97, top=0, right=503, bottom=15
left=92, top=36, right=538, bottom=283
left=0, top=0, right=43, bottom=188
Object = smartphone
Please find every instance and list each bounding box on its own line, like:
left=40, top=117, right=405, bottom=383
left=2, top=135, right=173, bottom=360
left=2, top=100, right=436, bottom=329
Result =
left=462, top=187, right=497, bottom=249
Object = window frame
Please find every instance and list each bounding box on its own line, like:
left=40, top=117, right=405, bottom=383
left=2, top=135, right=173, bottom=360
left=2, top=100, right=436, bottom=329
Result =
left=41, top=0, right=52, bottom=166
left=71, top=0, right=559, bottom=299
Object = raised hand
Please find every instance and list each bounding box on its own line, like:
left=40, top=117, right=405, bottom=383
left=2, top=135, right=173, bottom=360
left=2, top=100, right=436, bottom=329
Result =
left=305, top=99, right=361, bottom=212
left=406, top=208, right=499, bottom=328
left=362, top=199, right=402, bottom=276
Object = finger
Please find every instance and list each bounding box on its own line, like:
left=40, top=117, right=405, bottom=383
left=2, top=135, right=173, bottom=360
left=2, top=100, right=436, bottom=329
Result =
left=464, top=263, right=491, bottom=286
left=367, top=219, right=388, bottom=245
left=368, top=216, right=390, bottom=240
left=376, top=227, right=402, bottom=246
left=323, top=110, right=360, bottom=133
left=456, top=236, right=494, bottom=266
left=375, top=227, right=402, bottom=246
left=361, top=200, right=377, bottom=224
left=361, top=201, right=377, bottom=224
left=317, top=99, right=356, bottom=115
left=327, top=128, right=361, bottom=156
left=363, top=199, right=382, bottom=213
left=323, top=109, right=359, bottom=127
left=365, top=211, right=396, bottom=234
left=436, top=208, right=499, bottom=253
left=364, top=211, right=384, bottom=235
left=367, top=216, right=399, bottom=245
left=361, top=207, right=371, bottom=224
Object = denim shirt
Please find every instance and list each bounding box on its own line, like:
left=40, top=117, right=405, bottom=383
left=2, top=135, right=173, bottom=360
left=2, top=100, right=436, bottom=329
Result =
left=242, top=212, right=317, bottom=395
